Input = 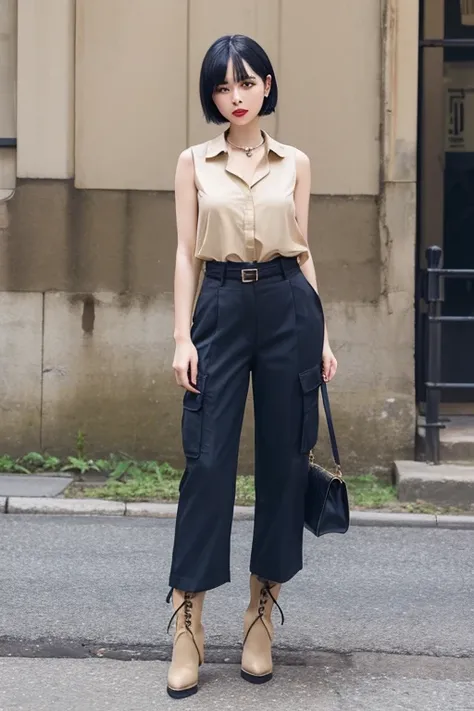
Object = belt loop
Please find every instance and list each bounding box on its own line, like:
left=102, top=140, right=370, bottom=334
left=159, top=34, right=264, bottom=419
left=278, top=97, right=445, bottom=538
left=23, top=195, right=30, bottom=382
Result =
left=279, top=256, right=288, bottom=280
left=220, top=261, right=228, bottom=286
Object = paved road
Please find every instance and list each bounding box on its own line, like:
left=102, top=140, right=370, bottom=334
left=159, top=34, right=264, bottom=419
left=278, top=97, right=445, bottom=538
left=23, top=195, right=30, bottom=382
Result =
left=0, top=515, right=473, bottom=709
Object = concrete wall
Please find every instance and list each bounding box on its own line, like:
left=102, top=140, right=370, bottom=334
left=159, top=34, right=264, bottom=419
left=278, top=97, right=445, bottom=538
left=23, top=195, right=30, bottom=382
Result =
left=0, top=0, right=419, bottom=474
left=0, top=0, right=17, bottom=199
left=74, top=0, right=380, bottom=195
left=17, top=0, right=75, bottom=179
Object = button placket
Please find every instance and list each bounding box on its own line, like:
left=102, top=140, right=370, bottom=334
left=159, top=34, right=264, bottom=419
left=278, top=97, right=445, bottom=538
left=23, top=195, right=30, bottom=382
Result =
left=244, top=186, right=256, bottom=262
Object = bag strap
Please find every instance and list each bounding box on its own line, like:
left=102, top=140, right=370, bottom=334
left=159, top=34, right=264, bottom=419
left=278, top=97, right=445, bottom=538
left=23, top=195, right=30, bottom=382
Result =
left=320, top=380, right=342, bottom=471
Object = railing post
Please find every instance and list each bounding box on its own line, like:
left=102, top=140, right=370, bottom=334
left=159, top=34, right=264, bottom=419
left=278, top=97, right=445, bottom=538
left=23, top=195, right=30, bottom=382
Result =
left=425, top=246, right=443, bottom=464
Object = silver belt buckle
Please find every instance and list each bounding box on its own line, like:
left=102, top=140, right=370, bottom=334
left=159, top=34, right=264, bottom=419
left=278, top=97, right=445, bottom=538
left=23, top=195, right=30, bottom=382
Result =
left=241, top=268, right=258, bottom=283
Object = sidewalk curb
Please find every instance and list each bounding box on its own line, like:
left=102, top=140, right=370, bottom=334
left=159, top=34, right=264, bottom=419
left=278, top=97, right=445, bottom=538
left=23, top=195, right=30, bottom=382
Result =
left=1, top=496, right=474, bottom=529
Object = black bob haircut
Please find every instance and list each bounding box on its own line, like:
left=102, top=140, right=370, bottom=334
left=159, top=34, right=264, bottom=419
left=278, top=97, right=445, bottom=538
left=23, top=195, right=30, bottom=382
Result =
left=199, top=34, right=278, bottom=124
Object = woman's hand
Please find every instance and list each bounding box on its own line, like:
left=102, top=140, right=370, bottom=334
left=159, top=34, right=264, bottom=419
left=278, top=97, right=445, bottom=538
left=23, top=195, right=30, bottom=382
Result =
left=173, top=338, right=200, bottom=393
left=322, top=343, right=337, bottom=382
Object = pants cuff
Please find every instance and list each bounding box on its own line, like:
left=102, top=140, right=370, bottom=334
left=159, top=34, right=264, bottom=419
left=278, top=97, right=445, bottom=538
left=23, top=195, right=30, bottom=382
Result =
left=249, top=564, right=302, bottom=586
left=168, top=573, right=231, bottom=594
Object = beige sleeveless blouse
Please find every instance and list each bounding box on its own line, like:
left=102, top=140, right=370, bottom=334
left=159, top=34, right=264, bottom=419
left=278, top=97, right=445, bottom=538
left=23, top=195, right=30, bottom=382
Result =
left=190, top=130, right=309, bottom=263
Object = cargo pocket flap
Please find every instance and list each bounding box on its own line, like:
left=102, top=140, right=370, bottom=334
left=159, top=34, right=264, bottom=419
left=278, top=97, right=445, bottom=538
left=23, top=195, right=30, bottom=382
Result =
left=299, top=364, right=322, bottom=394
left=183, top=373, right=207, bottom=411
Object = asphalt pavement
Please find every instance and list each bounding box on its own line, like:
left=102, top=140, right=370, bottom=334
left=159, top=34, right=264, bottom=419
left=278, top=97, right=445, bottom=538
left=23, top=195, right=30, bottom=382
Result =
left=0, top=515, right=473, bottom=710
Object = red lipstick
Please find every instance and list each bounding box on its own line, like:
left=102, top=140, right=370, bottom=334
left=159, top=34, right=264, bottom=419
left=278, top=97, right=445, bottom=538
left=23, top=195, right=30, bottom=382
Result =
left=232, top=109, right=248, bottom=117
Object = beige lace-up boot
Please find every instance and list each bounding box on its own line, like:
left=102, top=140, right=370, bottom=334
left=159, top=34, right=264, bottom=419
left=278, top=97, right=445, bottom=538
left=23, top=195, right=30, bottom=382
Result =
left=241, top=575, right=284, bottom=684
left=166, top=589, right=205, bottom=699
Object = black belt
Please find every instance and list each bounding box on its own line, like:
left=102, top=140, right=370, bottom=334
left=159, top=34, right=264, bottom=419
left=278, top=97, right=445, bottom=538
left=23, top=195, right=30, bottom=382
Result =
left=205, top=256, right=300, bottom=283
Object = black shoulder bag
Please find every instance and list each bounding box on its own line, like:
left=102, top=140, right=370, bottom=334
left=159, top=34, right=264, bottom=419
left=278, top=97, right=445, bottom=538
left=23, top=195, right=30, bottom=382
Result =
left=304, top=381, right=350, bottom=537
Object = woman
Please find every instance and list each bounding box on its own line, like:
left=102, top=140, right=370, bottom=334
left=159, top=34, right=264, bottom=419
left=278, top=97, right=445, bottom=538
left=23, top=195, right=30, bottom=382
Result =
left=166, top=34, right=337, bottom=699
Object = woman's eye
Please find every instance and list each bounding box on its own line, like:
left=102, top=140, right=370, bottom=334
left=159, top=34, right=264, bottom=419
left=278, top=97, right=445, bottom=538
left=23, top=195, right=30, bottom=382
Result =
left=216, top=87, right=229, bottom=93
left=243, top=82, right=255, bottom=88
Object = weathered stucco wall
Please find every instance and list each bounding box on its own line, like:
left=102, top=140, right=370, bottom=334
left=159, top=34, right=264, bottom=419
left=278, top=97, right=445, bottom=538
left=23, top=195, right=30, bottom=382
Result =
left=0, top=185, right=413, bottom=473
left=0, top=0, right=419, bottom=474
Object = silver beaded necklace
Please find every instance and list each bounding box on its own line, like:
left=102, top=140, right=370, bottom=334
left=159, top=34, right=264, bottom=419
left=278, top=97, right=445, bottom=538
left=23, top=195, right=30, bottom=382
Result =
left=226, top=131, right=265, bottom=158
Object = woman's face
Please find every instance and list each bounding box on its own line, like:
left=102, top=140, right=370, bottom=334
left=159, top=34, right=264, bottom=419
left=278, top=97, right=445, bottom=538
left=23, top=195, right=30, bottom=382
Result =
left=212, top=58, right=271, bottom=125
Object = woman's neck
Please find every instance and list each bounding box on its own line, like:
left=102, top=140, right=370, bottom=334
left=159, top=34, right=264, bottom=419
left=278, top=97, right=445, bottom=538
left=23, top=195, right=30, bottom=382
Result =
left=226, top=120, right=263, bottom=148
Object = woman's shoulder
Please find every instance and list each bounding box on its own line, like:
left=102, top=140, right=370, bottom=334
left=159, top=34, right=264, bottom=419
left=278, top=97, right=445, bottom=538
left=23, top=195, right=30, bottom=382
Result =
left=274, top=138, right=310, bottom=183
left=188, top=134, right=223, bottom=158
left=176, top=136, right=220, bottom=169
left=187, top=140, right=209, bottom=157
left=284, top=142, right=310, bottom=165
left=267, top=133, right=310, bottom=166
left=294, top=147, right=310, bottom=171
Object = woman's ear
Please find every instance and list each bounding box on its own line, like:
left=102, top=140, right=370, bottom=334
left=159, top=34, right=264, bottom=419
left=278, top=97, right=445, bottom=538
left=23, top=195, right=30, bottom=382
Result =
left=264, top=74, right=272, bottom=97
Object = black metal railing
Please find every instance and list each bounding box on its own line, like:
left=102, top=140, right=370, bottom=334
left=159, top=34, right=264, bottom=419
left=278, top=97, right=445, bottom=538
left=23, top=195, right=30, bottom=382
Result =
left=422, top=246, right=474, bottom=464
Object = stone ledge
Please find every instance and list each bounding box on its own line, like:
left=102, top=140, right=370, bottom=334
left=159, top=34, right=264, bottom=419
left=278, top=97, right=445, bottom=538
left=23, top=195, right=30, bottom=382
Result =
left=394, top=460, right=474, bottom=508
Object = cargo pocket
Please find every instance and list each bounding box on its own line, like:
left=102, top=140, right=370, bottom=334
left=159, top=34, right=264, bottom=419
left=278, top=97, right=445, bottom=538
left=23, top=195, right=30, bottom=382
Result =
left=181, top=373, right=208, bottom=459
left=299, top=364, right=322, bottom=453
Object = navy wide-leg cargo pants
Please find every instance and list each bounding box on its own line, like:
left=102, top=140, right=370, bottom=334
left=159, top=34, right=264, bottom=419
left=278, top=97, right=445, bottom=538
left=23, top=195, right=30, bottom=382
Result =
left=169, top=256, right=325, bottom=593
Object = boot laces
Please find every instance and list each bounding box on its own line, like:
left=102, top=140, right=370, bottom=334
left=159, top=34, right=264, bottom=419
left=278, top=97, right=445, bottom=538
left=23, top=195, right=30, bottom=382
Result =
left=165, top=588, right=202, bottom=665
left=243, top=580, right=285, bottom=648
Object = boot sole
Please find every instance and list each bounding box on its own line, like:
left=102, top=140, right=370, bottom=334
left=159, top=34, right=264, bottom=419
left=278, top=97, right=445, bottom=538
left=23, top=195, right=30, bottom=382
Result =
left=241, top=668, right=273, bottom=685
left=166, top=684, right=198, bottom=699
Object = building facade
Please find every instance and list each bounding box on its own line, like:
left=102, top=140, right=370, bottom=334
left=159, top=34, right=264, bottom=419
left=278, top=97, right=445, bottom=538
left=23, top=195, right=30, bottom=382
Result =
left=0, top=0, right=420, bottom=473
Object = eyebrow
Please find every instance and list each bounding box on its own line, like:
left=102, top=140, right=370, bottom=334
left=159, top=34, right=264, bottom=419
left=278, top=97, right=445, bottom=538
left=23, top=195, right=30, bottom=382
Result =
left=218, top=75, right=257, bottom=84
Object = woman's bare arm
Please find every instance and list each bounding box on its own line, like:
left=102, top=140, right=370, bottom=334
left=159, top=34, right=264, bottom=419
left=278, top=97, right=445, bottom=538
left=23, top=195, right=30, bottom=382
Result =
left=294, top=149, right=337, bottom=382
left=172, top=148, right=203, bottom=392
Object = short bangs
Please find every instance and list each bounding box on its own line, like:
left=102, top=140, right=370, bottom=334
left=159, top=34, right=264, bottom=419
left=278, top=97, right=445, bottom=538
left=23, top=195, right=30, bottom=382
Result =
left=199, top=34, right=278, bottom=124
